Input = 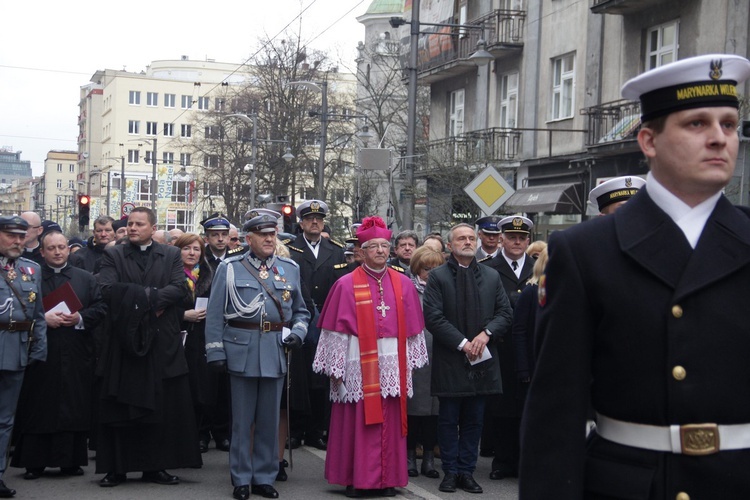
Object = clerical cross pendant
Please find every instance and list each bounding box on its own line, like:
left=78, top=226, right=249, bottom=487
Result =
left=376, top=300, right=390, bottom=318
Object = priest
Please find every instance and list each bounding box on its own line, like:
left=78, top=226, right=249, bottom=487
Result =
left=313, top=216, right=427, bottom=498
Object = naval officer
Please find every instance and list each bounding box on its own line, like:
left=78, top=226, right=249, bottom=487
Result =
left=205, top=211, right=309, bottom=500
left=0, top=216, right=47, bottom=498
left=520, top=54, right=750, bottom=499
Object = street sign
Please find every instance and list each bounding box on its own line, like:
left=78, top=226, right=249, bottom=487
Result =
left=121, top=202, right=135, bottom=217
left=463, top=166, right=515, bottom=215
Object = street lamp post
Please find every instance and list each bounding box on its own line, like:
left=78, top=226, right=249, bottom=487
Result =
left=286, top=81, right=328, bottom=200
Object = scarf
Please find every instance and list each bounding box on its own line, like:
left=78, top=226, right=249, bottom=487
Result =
left=184, top=265, right=200, bottom=298
left=450, top=256, right=486, bottom=377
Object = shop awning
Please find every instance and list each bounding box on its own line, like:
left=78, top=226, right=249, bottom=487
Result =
left=502, top=182, right=584, bottom=214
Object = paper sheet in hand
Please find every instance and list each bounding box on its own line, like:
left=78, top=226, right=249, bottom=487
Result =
left=468, top=347, right=493, bottom=366
left=195, top=297, right=208, bottom=310
left=42, top=282, right=83, bottom=313
left=48, top=302, right=71, bottom=314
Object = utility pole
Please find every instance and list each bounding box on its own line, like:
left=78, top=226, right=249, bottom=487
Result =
left=151, top=138, right=157, bottom=211
left=402, top=0, right=420, bottom=230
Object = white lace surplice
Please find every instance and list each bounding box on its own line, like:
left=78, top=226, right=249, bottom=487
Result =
left=312, top=329, right=428, bottom=404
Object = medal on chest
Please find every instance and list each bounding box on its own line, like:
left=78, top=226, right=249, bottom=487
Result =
left=259, top=264, right=269, bottom=280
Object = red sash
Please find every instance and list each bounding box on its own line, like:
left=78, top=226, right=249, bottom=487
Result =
left=352, top=267, right=408, bottom=436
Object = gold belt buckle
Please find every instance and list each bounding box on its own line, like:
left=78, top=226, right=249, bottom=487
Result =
left=680, top=423, right=720, bottom=456
left=263, top=321, right=271, bottom=332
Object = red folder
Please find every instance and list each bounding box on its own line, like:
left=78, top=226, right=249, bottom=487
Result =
left=42, top=282, right=83, bottom=313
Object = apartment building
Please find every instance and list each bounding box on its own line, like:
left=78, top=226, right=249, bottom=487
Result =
left=36, top=150, right=78, bottom=229
left=390, top=0, right=750, bottom=239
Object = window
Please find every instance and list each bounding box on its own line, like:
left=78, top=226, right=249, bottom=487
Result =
left=147, top=92, right=158, bottom=106
left=202, top=183, right=222, bottom=196
left=215, top=98, right=225, bottom=111
left=163, top=152, right=174, bottom=164
left=69, top=164, right=75, bottom=172
left=332, top=188, right=350, bottom=203
left=171, top=181, right=190, bottom=202
left=197, top=96, right=210, bottom=110
left=146, top=121, right=158, bottom=136
left=166, top=209, right=194, bottom=232
left=128, top=150, right=140, bottom=164
left=56, top=179, right=62, bottom=188
left=56, top=163, right=62, bottom=172
left=647, top=20, right=679, bottom=70
left=204, top=155, right=219, bottom=168
left=205, top=126, right=222, bottom=139
left=164, top=123, right=174, bottom=137
left=499, top=72, right=519, bottom=128
left=181, top=95, right=193, bottom=109
left=68, top=180, right=75, bottom=189
left=129, top=91, right=141, bottom=105
left=449, top=89, right=465, bottom=136
left=181, top=124, right=192, bottom=138
left=180, top=153, right=191, bottom=166
left=145, top=151, right=153, bottom=165
left=551, top=53, right=575, bottom=120
left=138, top=179, right=152, bottom=202
left=164, top=93, right=176, bottom=108
left=128, top=120, right=140, bottom=134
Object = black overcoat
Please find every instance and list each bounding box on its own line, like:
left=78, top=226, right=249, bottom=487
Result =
left=423, top=258, right=512, bottom=397
left=520, top=190, right=750, bottom=499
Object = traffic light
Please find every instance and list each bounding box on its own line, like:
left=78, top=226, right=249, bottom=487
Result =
left=78, top=194, right=90, bottom=231
left=741, top=120, right=750, bottom=139
left=281, top=204, right=296, bottom=233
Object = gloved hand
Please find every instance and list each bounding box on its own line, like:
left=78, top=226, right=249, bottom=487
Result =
left=209, top=360, right=227, bottom=373
left=282, top=333, right=303, bottom=349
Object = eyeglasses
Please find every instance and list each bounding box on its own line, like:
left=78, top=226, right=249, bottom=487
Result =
left=230, top=238, right=240, bottom=242
left=363, top=243, right=391, bottom=251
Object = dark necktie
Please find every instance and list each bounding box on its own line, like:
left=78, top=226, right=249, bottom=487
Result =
left=512, top=261, right=518, bottom=271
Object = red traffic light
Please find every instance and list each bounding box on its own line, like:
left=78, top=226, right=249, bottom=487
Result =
left=282, top=205, right=293, bottom=216
left=79, top=195, right=90, bottom=205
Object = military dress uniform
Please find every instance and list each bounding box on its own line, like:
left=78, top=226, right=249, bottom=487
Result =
left=0, top=216, right=47, bottom=498
left=204, top=213, right=309, bottom=498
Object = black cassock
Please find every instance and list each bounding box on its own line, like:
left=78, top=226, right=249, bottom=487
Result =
left=12, top=264, right=106, bottom=470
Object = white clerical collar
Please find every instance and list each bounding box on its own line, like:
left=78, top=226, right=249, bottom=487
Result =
left=51, top=263, right=67, bottom=273
left=645, top=172, right=721, bottom=249
left=139, top=242, right=153, bottom=251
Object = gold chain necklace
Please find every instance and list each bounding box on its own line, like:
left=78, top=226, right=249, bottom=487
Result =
left=362, top=267, right=390, bottom=318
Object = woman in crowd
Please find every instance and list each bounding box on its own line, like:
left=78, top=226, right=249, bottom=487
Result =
left=406, top=245, right=445, bottom=479
left=512, top=247, right=548, bottom=385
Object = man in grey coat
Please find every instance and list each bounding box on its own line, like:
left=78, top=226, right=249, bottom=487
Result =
left=423, top=223, right=512, bottom=495
left=205, top=211, right=309, bottom=500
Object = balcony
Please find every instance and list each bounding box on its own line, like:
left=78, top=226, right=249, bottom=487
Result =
left=580, top=99, right=641, bottom=154
left=591, top=0, right=662, bottom=15
left=417, top=127, right=522, bottom=174
left=415, top=9, right=525, bottom=84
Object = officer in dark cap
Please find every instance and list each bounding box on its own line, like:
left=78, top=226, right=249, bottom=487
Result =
left=0, top=216, right=47, bottom=498
left=475, top=215, right=503, bottom=260
left=112, top=218, right=128, bottom=241
left=201, top=213, right=232, bottom=272
left=521, top=54, right=750, bottom=499
left=205, top=210, right=309, bottom=500
left=285, top=200, right=345, bottom=451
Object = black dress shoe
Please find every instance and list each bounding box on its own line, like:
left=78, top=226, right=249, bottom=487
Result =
left=99, top=472, right=126, bottom=487
left=286, top=437, right=301, bottom=449
left=438, top=472, right=458, bottom=493
left=345, top=486, right=363, bottom=498
left=306, top=437, right=327, bottom=450
left=23, top=468, right=43, bottom=480
left=281, top=458, right=289, bottom=468
left=251, top=484, right=279, bottom=498
left=276, top=462, right=288, bottom=481
left=233, top=485, right=250, bottom=500
left=380, top=487, right=397, bottom=496
left=199, top=440, right=209, bottom=453
left=479, top=448, right=495, bottom=457
left=141, top=470, right=179, bottom=485
left=0, top=480, right=15, bottom=498
left=217, top=439, right=231, bottom=451
left=60, top=466, right=84, bottom=476
left=459, top=474, right=483, bottom=494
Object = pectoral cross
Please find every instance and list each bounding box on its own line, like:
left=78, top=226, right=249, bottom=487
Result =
left=376, top=300, right=390, bottom=318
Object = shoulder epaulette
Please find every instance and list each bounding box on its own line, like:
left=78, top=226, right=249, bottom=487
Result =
left=280, top=238, right=291, bottom=245
left=276, top=255, right=299, bottom=268
left=287, top=245, right=304, bottom=253
left=16, top=256, right=39, bottom=267
left=478, top=255, right=492, bottom=263
left=227, top=246, right=248, bottom=256
left=329, top=239, right=345, bottom=248
left=334, top=263, right=348, bottom=269
left=389, top=264, right=405, bottom=273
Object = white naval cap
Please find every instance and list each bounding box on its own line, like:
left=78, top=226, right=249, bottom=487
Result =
left=589, top=176, right=646, bottom=212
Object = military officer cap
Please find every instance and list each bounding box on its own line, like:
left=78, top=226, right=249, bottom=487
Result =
left=243, top=208, right=281, bottom=233
left=499, top=215, right=533, bottom=234
left=346, top=223, right=362, bottom=244
left=622, top=54, right=750, bottom=122
left=589, top=176, right=646, bottom=212
left=344, top=243, right=355, bottom=256
left=297, top=199, right=328, bottom=219
left=0, top=215, right=28, bottom=234
left=475, top=215, right=502, bottom=234
left=200, top=212, right=231, bottom=231
left=244, top=208, right=281, bottom=222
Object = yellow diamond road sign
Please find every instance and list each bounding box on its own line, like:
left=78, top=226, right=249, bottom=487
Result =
left=464, top=166, right=515, bottom=215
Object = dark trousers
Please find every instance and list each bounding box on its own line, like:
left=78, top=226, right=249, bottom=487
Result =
left=491, top=416, right=520, bottom=475
left=407, top=415, right=438, bottom=451
left=198, top=371, right=231, bottom=443
left=437, top=396, right=485, bottom=476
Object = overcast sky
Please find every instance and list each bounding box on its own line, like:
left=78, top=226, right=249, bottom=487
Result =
left=0, top=0, right=371, bottom=176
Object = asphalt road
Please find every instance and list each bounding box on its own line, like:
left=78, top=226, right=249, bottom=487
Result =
left=5, top=444, right=520, bottom=499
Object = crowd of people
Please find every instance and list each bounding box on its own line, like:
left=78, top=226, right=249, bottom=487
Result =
left=1, top=54, right=749, bottom=500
